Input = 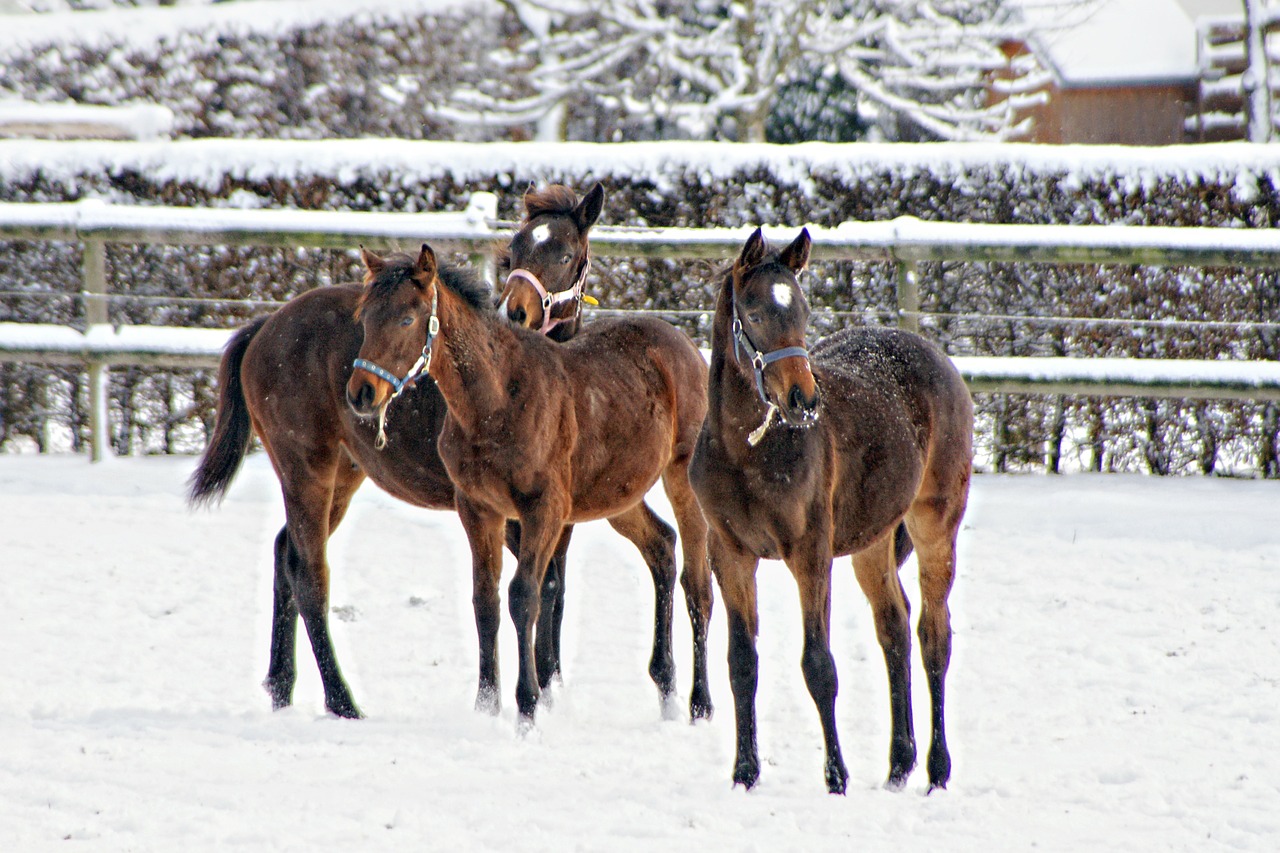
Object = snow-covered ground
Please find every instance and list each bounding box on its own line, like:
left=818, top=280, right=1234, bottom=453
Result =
left=1, top=452, right=1276, bottom=850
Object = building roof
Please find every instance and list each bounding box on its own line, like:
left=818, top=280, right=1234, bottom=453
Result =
left=1025, top=0, right=1241, bottom=88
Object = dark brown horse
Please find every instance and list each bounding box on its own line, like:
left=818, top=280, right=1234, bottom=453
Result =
left=689, top=228, right=973, bottom=793
left=186, top=187, right=597, bottom=718
left=346, top=243, right=713, bottom=724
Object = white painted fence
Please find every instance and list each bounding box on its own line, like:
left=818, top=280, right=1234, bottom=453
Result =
left=3, top=194, right=1280, bottom=460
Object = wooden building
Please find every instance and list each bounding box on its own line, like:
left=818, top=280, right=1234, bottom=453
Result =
left=1003, top=0, right=1245, bottom=145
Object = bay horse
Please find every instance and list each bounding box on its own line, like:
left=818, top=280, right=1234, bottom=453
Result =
left=187, top=187, right=596, bottom=718
left=345, top=242, right=713, bottom=724
left=495, top=181, right=708, bottom=710
left=688, top=228, right=973, bottom=794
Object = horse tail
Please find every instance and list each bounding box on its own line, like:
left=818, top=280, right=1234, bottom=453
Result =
left=187, top=316, right=267, bottom=507
left=893, top=521, right=914, bottom=568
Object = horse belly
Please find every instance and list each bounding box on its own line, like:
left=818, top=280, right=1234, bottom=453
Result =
left=568, top=390, right=672, bottom=520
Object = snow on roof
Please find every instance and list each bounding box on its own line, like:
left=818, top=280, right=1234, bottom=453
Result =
left=1024, top=0, right=1240, bottom=88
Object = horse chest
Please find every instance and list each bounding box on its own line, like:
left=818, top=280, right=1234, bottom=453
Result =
left=692, top=439, right=820, bottom=561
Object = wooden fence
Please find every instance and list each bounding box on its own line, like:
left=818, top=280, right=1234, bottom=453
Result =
left=3, top=194, right=1280, bottom=461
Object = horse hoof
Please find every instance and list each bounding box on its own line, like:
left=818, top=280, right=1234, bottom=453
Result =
left=689, top=691, right=713, bottom=722
left=826, top=763, right=849, bottom=795
left=474, top=687, right=501, bottom=716
left=326, top=700, right=364, bottom=720
left=516, top=713, right=537, bottom=738
left=262, top=677, right=294, bottom=710
left=927, top=780, right=948, bottom=795
left=660, top=693, right=683, bottom=722
left=732, top=760, right=760, bottom=791
left=884, top=771, right=909, bottom=792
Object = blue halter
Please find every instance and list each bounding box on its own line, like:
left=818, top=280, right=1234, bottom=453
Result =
left=352, top=289, right=439, bottom=400
left=731, top=293, right=811, bottom=408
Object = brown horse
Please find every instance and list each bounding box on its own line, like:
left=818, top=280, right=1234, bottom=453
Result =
left=688, top=228, right=973, bottom=794
left=186, top=188, right=596, bottom=718
left=496, top=182, right=603, bottom=340
left=346, top=243, right=713, bottom=724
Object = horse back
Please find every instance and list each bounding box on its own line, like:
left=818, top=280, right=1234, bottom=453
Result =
left=811, top=326, right=972, bottom=555
left=557, top=316, right=708, bottom=517
left=564, top=316, right=708, bottom=435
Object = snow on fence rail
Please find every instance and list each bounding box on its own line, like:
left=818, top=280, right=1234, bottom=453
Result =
left=3, top=195, right=1280, bottom=460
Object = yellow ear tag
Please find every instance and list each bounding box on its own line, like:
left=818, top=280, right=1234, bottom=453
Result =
left=582, top=294, right=599, bottom=306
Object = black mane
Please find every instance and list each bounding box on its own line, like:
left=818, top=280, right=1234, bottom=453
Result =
left=363, top=252, right=492, bottom=313
left=717, top=243, right=794, bottom=292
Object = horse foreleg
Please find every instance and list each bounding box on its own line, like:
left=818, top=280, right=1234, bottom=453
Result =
left=853, top=532, right=917, bottom=789
left=460, top=498, right=506, bottom=715
left=508, top=503, right=565, bottom=723
left=509, top=520, right=573, bottom=691
left=793, top=558, right=848, bottom=794
left=263, top=526, right=299, bottom=710
left=709, top=533, right=762, bottom=788
left=607, top=502, right=678, bottom=708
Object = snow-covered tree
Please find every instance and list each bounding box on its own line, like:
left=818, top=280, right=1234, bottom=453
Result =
left=431, top=0, right=1051, bottom=142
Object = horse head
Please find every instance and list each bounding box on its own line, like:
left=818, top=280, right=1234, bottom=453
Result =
left=729, top=227, right=820, bottom=427
left=497, top=182, right=603, bottom=340
left=346, top=244, right=441, bottom=429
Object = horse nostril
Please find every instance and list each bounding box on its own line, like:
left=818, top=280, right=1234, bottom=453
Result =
left=790, top=386, right=804, bottom=411
left=511, top=306, right=527, bottom=326
left=349, top=382, right=373, bottom=413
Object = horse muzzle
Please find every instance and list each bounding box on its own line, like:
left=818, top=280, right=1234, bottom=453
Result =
left=778, top=382, right=821, bottom=427
left=346, top=375, right=383, bottom=417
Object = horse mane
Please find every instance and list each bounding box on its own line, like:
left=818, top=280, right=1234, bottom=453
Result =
left=522, top=185, right=580, bottom=220
left=359, top=252, right=492, bottom=315
left=495, top=185, right=583, bottom=281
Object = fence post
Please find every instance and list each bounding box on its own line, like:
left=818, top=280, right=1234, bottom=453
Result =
left=465, top=191, right=499, bottom=286
left=895, top=258, right=920, bottom=334
left=82, top=238, right=110, bottom=462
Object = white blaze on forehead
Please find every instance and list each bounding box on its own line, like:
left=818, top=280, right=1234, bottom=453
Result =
left=531, top=224, right=552, bottom=245
left=771, top=283, right=793, bottom=308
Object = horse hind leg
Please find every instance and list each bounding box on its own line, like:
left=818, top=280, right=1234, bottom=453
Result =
left=271, top=455, right=365, bottom=718
left=662, top=463, right=714, bottom=721
left=852, top=529, right=917, bottom=789
left=263, top=525, right=299, bottom=709
left=606, top=501, right=679, bottom=712
left=905, top=484, right=967, bottom=792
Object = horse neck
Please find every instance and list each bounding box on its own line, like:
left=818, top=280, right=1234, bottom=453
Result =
left=706, top=277, right=767, bottom=436
left=427, top=283, right=510, bottom=433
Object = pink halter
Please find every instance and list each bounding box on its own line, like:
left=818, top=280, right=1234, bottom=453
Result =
left=505, top=255, right=592, bottom=335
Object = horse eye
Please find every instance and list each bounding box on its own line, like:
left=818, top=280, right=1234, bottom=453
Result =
left=400, top=315, right=415, bottom=327
left=560, top=254, right=572, bottom=265
left=748, top=312, right=763, bottom=324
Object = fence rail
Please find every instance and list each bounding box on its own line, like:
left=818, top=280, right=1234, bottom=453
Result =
left=3, top=195, right=1280, bottom=460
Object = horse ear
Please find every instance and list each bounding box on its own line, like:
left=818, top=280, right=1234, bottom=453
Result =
left=360, top=246, right=385, bottom=283
left=415, top=243, right=438, bottom=283
left=575, top=182, right=605, bottom=232
left=735, top=227, right=768, bottom=275
left=779, top=228, right=811, bottom=275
